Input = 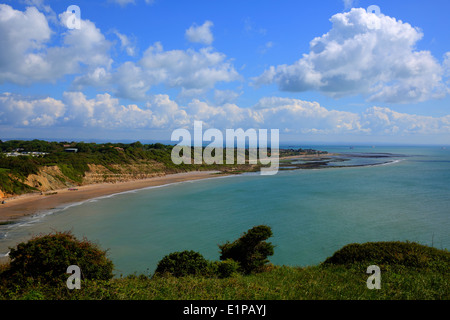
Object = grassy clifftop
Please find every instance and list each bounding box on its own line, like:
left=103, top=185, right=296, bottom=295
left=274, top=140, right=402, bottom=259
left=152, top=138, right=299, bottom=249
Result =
left=1, top=240, right=448, bottom=300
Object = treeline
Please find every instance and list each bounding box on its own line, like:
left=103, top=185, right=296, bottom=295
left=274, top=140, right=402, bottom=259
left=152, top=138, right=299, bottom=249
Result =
left=280, top=148, right=328, bottom=156
left=0, top=140, right=322, bottom=196
left=0, top=140, right=193, bottom=195
left=0, top=140, right=268, bottom=195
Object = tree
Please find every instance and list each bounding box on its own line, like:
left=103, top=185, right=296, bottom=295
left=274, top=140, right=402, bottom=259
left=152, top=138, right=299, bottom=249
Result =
left=219, top=225, right=274, bottom=274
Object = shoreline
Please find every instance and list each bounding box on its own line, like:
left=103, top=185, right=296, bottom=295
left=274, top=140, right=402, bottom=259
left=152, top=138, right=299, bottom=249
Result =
left=279, top=153, right=337, bottom=160
left=0, top=170, right=227, bottom=224
left=0, top=153, right=338, bottom=223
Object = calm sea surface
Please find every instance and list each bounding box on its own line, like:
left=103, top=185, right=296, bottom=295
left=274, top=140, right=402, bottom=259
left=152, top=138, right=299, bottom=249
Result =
left=1, top=146, right=449, bottom=276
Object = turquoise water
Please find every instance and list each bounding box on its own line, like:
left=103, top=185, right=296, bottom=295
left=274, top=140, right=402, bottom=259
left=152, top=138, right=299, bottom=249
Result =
left=1, top=146, right=449, bottom=276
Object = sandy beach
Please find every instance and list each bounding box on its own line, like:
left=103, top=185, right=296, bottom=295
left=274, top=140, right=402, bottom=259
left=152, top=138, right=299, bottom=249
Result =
left=0, top=170, right=226, bottom=223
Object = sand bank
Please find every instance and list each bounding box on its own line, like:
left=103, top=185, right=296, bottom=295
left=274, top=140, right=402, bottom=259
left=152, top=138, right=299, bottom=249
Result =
left=0, top=171, right=225, bottom=223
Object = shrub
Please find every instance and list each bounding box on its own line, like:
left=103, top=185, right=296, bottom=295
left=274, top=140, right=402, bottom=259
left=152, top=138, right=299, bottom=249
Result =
left=154, top=250, right=210, bottom=277
left=4, top=231, right=114, bottom=286
left=219, top=225, right=274, bottom=274
left=216, top=259, right=240, bottom=278
left=322, top=241, right=450, bottom=272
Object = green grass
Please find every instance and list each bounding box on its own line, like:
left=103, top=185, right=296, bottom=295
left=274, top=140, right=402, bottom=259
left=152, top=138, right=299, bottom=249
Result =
left=0, top=264, right=447, bottom=300
left=0, top=241, right=448, bottom=300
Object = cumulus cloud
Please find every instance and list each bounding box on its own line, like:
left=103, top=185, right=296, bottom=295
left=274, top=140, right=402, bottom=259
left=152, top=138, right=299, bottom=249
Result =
left=443, top=52, right=450, bottom=78
left=0, top=5, right=238, bottom=101
left=0, top=5, right=52, bottom=84
left=253, top=8, right=448, bottom=104
left=0, top=93, right=65, bottom=127
left=185, top=21, right=214, bottom=45
left=214, top=89, right=242, bottom=105
left=362, top=106, right=450, bottom=135
left=3, top=91, right=449, bottom=139
left=140, top=42, right=239, bottom=89
left=75, top=42, right=241, bottom=100
left=252, top=97, right=364, bottom=134
left=63, top=92, right=152, bottom=128
left=252, top=97, right=450, bottom=135
left=0, top=4, right=112, bottom=85
left=62, top=91, right=192, bottom=129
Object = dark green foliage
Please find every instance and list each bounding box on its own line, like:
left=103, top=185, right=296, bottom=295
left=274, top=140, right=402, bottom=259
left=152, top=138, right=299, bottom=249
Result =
left=219, top=225, right=274, bottom=274
left=3, top=231, right=114, bottom=286
left=0, top=155, right=40, bottom=178
left=0, top=139, right=269, bottom=197
left=0, top=171, right=36, bottom=195
left=154, top=250, right=210, bottom=277
left=0, top=239, right=449, bottom=300
left=216, top=259, right=240, bottom=278
left=323, top=241, right=450, bottom=272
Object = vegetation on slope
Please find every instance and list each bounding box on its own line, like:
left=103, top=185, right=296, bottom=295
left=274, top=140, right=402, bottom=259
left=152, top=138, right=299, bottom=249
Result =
left=0, top=140, right=261, bottom=196
left=0, top=139, right=319, bottom=197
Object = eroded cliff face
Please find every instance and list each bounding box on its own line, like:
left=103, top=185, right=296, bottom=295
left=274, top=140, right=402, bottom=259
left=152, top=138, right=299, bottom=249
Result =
left=82, top=163, right=166, bottom=184
left=2, top=162, right=170, bottom=198
left=25, top=166, right=76, bottom=191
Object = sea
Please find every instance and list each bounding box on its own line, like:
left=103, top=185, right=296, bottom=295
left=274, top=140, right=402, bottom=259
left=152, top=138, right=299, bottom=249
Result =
left=0, top=145, right=449, bottom=276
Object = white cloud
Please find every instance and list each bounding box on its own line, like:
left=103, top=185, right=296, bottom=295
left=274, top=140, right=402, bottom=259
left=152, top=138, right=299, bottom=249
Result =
left=75, top=42, right=241, bottom=100
left=63, top=91, right=151, bottom=128
left=254, top=8, right=448, bottom=104
left=362, top=106, right=450, bottom=135
left=0, top=4, right=112, bottom=85
left=252, top=97, right=364, bottom=134
left=0, top=5, right=238, bottom=101
left=185, top=21, right=214, bottom=45
left=114, top=31, right=136, bottom=56
left=443, top=52, right=450, bottom=78
left=62, top=91, right=189, bottom=129
left=252, top=97, right=450, bottom=135
left=2, top=92, right=450, bottom=139
left=0, top=92, right=65, bottom=127
left=214, top=89, right=241, bottom=105
left=140, top=42, right=240, bottom=89
left=0, top=4, right=52, bottom=84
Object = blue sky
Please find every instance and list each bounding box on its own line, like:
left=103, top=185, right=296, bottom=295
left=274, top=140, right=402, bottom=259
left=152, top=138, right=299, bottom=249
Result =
left=0, top=0, right=449, bottom=144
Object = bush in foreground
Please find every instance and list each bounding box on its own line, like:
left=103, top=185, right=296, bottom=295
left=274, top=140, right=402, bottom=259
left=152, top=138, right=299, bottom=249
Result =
left=0, top=237, right=448, bottom=300
left=2, top=231, right=114, bottom=286
left=154, top=250, right=211, bottom=277
left=216, top=259, right=240, bottom=278
left=323, top=241, right=450, bottom=272
left=219, top=225, right=274, bottom=274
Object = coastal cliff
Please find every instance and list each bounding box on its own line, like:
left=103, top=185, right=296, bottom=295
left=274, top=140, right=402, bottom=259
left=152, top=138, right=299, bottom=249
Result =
left=0, top=139, right=321, bottom=199
left=23, top=163, right=167, bottom=193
